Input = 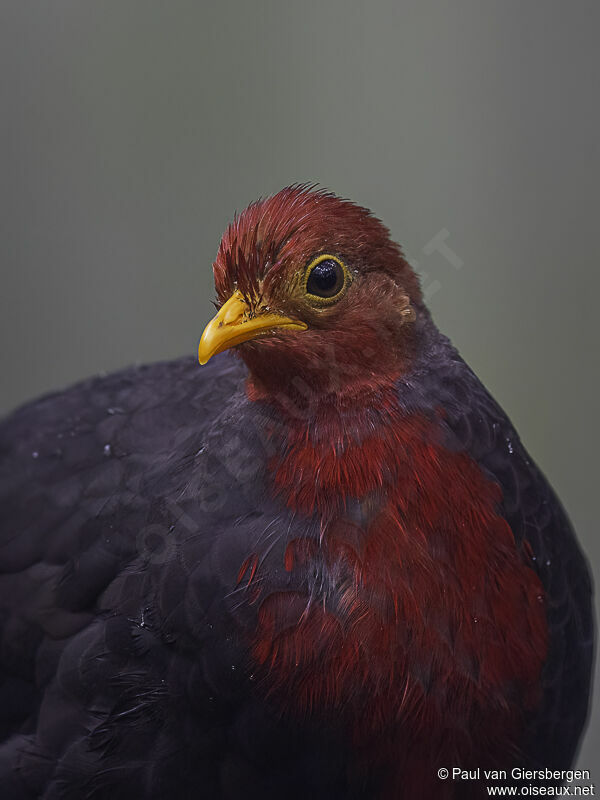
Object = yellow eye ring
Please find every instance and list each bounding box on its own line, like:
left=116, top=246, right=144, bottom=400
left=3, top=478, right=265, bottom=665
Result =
left=303, top=254, right=352, bottom=305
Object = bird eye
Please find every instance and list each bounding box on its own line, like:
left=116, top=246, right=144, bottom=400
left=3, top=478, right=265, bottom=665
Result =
left=305, top=256, right=348, bottom=302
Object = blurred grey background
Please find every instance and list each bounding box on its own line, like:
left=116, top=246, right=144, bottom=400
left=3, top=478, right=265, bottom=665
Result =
left=1, top=0, right=598, bottom=768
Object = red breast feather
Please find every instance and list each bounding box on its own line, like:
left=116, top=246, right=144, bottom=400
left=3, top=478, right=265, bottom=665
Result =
left=242, top=396, right=547, bottom=794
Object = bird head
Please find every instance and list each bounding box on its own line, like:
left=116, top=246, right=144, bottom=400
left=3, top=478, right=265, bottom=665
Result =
left=198, top=185, right=423, bottom=401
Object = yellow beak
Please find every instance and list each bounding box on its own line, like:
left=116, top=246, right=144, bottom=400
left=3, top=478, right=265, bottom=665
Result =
left=198, top=289, right=307, bottom=365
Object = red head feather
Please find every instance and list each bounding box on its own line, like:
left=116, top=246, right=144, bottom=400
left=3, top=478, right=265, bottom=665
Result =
left=213, top=184, right=422, bottom=305
left=212, top=185, right=423, bottom=400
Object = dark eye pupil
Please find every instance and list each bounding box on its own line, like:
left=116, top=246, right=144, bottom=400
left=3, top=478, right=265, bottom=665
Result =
left=306, top=259, right=344, bottom=298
